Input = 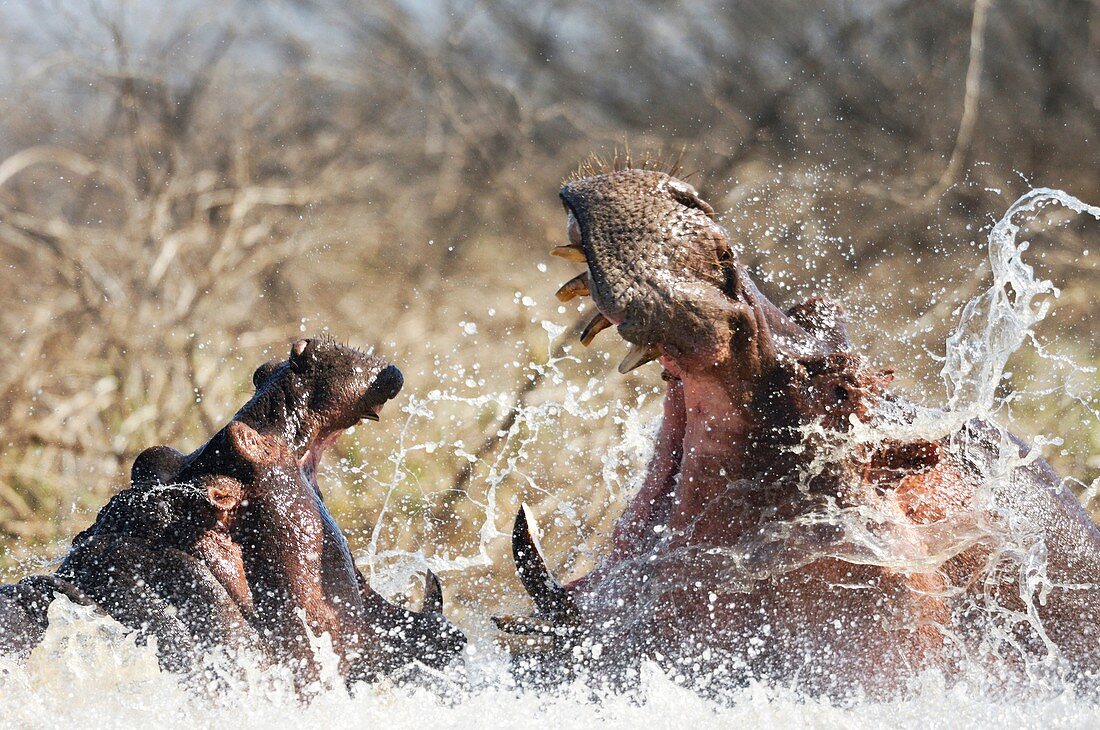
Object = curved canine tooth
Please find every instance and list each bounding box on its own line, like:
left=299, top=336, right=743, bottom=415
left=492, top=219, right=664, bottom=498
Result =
left=618, top=343, right=660, bottom=374
left=550, top=244, right=587, bottom=263
left=579, top=312, right=612, bottom=346
left=512, top=504, right=578, bottom=618
left=422, top=570, right=444, bottom=614
left=555, top=272, right=590, bottom=302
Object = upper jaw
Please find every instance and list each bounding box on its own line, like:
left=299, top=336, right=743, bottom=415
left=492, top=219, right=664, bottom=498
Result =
left=553, top=203, right=666, bottom=376
left=558, top=194, right=807, bottom=384
left=296, top=364, right=403, bottom=479
left=555, top=204, right=728, bottom=377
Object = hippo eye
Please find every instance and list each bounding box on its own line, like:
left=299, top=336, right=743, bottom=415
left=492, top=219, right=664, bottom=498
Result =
left=252, top=359, right=280, bottom=388
left=667, top=179, right=715, bottom=219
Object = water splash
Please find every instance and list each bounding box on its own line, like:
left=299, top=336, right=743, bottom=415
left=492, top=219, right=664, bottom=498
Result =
left=354, top=321, right=656, bottom=598
left=942, top=188, right=1100, bottom=426
left=3, top=611, right=1099, bottom=727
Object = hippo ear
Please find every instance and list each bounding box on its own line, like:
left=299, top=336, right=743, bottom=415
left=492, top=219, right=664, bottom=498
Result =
left=225, top=421, right=280, bottom=465
left=205, top=475, right=243, bottom=512
left=252, top=358, right=281, bottom=389
left=131, top=445, right=185, bottom=486
left=289, top=338, right=315, bottom=372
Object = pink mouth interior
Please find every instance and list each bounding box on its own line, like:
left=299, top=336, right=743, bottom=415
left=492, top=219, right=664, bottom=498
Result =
left=299, top=427, right=345, bottom=492
left=297, top=402, right=382, bottom=493
left=299, top=395, right=389, bottom=492
left=611, top=377, right=687, bottom=558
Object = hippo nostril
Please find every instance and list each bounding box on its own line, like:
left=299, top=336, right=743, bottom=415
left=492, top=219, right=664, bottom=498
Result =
left=373, top=364, right=404, bottom=402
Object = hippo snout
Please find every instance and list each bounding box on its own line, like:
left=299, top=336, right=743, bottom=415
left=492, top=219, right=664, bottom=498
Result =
left=372, top=364, right=404, bottom=403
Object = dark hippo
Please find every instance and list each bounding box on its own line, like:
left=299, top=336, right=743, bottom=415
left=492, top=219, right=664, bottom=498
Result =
left=2, top=338, right=465, bottom=687
left=495, top=165, right=1100, bottom=699
left=2, top=423, right=270, bottom=671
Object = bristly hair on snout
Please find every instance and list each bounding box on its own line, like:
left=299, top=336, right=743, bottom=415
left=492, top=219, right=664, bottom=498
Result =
left=564, top=145, right=694, bottom=186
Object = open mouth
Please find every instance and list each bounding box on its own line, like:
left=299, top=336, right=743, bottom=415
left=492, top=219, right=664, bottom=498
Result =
left=552, top=204, right=662, bottom=375
left=297, top=401, right=387, bottom=491
left=300, top=426, right=345, bottom=488
left=549, top=204, right=690, bottom=539
left=296, top=368, right=400, bottom=490
left=623, top=374, right=688, bottom=544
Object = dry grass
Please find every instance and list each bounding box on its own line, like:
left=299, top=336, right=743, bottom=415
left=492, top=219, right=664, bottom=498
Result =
left=0, top=0, right=1096, bottom=629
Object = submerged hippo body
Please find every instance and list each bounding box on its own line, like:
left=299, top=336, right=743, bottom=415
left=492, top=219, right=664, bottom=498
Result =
left=0, top=575, right=96, bottom=657
left=497, top=166, right=1100, bottom=698
left=1, top=424, right=268, bottom=671
left=1, top=338, right=465, bottom=685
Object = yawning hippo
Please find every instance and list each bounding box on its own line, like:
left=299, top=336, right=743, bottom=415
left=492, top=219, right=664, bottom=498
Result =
left=2, top=338, right=465, bottom=687
left=496, top=165, right=1100, bottom=698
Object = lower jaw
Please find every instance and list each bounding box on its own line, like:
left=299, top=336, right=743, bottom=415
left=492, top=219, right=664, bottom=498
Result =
left=623, top=368, right=758, bottom=543
left=650, top=378, right=688, bottom=529
left=607, top=377, right=687, bottom=560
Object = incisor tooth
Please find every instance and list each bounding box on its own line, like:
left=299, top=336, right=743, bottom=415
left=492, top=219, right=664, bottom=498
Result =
left=580, top=313, right=612, bottom=346
left=618, top=343, right=660, bottom=374
left=550, top=245, right=587, bottom=263
left=555, top=272, right=590, bottom=302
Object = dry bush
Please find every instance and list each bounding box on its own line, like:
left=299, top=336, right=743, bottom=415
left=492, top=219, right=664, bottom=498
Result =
left=0, top=0, right=1096, bottom=626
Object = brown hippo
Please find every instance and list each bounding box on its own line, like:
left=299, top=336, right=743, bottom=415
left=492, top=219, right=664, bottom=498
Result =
left=216, top=337, right=466, bottom=681
left=1, top=338, right=465, bottom=687
left=496, top=165, right=1100, bottom=699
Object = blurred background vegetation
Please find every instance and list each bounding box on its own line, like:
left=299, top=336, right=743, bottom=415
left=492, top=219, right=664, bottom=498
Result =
left=0, top=0, right=1097, bottom=630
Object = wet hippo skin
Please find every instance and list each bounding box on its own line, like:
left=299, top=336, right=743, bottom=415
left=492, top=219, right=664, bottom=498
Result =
left=1, top=338, right=465, bottom=687
left=496, top=166, right=1100, bottom=699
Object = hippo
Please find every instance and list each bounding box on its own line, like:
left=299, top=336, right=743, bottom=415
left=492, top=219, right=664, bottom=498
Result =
left=1, top=425, right=271, bottom=673
left=495, top=164, right=1100, bottom=699
left=2, top=338, right=465, bottom=687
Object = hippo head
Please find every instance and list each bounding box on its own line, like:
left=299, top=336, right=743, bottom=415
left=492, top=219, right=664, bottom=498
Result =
left=132, top=337, right=404, bottom=493
left=557, top=166, right=835, bottom=381
left=242, top=337, right=404, bottom=486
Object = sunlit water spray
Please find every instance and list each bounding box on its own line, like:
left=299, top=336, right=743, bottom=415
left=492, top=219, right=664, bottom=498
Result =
left=1, top=189, right=1098, bottom=726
